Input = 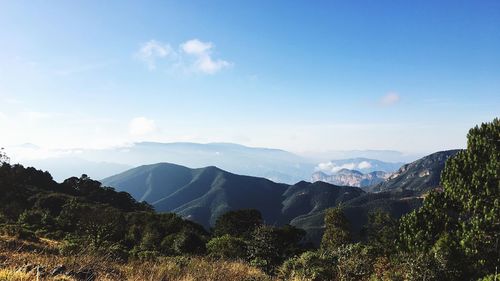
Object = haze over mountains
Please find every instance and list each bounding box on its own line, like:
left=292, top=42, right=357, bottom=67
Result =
left=101, top=163, right=405, bottom=243
left=312, top=169, right=392, bottom=187
left=311, top=158, right=403, bottom=187
left=101, top=150, right=455, bottom=243
left=10, top=142, right=314, bottom=183
left=8, top=142, right=421, bottom=184
left=314, top=158, right=404, bottom=174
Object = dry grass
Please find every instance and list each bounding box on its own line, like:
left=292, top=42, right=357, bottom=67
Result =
left=0, top=269, right=32, bottom=281
left=122, top=258, right=269, bottom=281
left=0, top=235, right=270, bottom=281
left=0, top=269, right=74, bottom=281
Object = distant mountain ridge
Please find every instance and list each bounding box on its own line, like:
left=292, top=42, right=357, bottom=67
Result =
left=366, top=150, right=461, bottom=194
left=13, top=142, right=316, bottom=184
left=314, top=158, right=404, bottom=174
left=102, top=160, right=428, bottom=243
left=103, top=163, right=289, bottom=228
left=102, top=163, right=377, bottom=230
left=311, top=169, right=391, bottom=187
left=101, top=150, right=459, bottom=242
left=311, top=158, right=401, bottom=187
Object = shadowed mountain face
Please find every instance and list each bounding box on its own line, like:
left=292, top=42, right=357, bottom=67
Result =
left=103, top=163, right=289, bottom=228
left=366, top=150, right=461, bottom=195
left=102, top=163, right=369, bottom=232
left=102, top=150, right=458, bottom=243
left=102, top=163, right=411, bottom=243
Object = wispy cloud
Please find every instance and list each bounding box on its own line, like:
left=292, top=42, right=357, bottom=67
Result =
left=136, top=40, right=174, bottom=70
left=380, top=92, right=400, bottom=106
left=180, top=39, right=232, bottom=74
left=136, top=39, right=232, bottom=74
left=129, top=117, right=157, bottom=136
left=315, top=160, right=373, bottom=174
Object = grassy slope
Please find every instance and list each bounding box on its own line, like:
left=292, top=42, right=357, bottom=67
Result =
left=0, top=235, right=270, bottom=281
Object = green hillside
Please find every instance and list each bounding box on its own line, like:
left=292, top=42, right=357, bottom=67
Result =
left=102, top=160, right=437, bottom=244
left=103, top=163, right=289, bottom=228
left=366, top=150, right=461, bottom=194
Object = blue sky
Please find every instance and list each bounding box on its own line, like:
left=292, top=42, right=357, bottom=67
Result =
left=0, top=0, right=499, bottom=154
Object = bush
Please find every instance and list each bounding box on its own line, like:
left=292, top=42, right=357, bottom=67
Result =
left=279, top=251, right=336, bottom=281
left=370, top=256, right=405, bottom=281
left=321, top=207, right=351, bottom=252
left=172, top=231, right=206, bottom=255
left=334, top=243, right=376, bottom=281
left=97, top=242, right=130, bottom=261
left=477, top=274, right=500, bottom=281
left=396, top=251, right=442, bottom=281
left=136, top=250, right=160, bottom=261
left=247, top=226, right=282, bottom=274
left=160, top=234, right=177, bottom=255
left=0, top=224, right=38, bottom=241
left=213, top=209, right=262, bottom=238
left=59, top=236, right=83, bottom=255
left=206, top=234, right=247, bottom=260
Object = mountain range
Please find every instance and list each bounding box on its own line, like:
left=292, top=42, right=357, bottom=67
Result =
left=9, top=142, right=425, bottom=184
left=366, top=150, right=461, bottom=195
left=311, top=158, right=402, bottom=187
left=311, top=169, right=391, bottom=187
left=314, top=158, right=404, bottom=174
left=12, top=142, right=315, bottom=184
left=102, top=150, right=456, bottom=243
left=103, top=164, right=392, bottom=243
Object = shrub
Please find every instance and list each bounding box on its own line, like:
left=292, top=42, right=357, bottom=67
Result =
left=247, top=226, right=282, bottom=274
left=334, top=243, right=376, bottom=281
left=321, top=207, right=351, bottom=252
left=396, top=251, right=442, bottom=281
left=279, top=251, right=336, bottom=281
left=213, top=209, right=262, bottom=238
left=207, top=234, right=247, bottom=260
left=136, top=250, right=160, bottom=261
left=477, top=274, right=500, bottom=281
left=0, top=224, right=38, bottom=241
left=172, top=231, right=206, bottom=255
left=59, top=236, right=83, bottom=255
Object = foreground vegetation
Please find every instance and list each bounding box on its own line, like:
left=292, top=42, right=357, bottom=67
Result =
left=0, top=118, right=498, bottom=280
left=0, top=234, right=269, bottom=281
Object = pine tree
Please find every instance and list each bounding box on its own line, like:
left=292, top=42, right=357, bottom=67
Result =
left=321, top=207, right=351, bottom=252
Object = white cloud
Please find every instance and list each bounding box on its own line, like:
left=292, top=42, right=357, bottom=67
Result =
left=357, top=161, right=372, bottom=169
left=180, top=39, right=232, bottom=74
left=129, top=117, right=157, bottom=136
left=136, top=40, right=173, bottom=70
left=316, top=161, right=357, bottom=174
left=181, top=39, right=213, bottom=55
left=380, top=92, right=400, bottom=106
left=136, top=39, right=232, bottom=74
left=196, top=55, right=231, bottom=74
left=315, top=160, right=374, bottom=174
